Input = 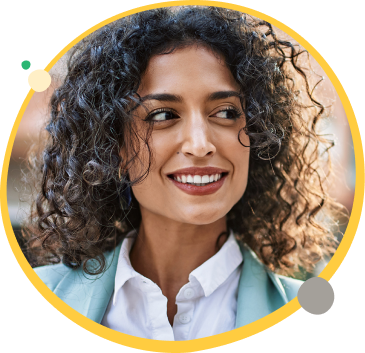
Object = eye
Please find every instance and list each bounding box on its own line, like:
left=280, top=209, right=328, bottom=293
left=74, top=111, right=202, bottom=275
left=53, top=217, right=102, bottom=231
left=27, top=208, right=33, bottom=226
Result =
left=145, top=109, right=179, bottom=122
left=212, top=107, right=242, bottom=120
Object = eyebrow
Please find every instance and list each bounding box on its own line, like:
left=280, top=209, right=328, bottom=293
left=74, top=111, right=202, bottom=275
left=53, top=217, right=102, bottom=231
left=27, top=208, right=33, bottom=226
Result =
left=208, top=90, right=241, bottom=101
left=138, top=90, right=241, bottom=103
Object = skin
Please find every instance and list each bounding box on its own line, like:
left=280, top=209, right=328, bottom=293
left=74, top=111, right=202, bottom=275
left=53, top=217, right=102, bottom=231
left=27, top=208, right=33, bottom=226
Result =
left=126, top=45, right=250, bottom=326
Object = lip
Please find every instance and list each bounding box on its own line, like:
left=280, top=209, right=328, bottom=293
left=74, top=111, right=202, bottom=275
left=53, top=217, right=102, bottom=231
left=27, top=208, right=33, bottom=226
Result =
left=167, top=166, right=229, bottom=177
left=169, top=174, right=227, bottom=196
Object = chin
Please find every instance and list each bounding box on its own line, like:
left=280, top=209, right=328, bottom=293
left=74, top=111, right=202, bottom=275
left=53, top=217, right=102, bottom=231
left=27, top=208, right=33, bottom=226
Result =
left=176, top=207, right=228, bottom=226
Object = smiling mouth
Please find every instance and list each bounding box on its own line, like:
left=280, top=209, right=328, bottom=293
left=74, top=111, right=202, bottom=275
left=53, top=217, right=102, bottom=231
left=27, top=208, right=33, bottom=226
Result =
left=167, top=172, right=228, bottom=186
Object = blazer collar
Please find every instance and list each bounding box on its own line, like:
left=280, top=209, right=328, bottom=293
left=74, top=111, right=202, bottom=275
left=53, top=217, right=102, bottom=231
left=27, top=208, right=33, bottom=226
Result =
left=234, top=245, right=288, bottom=328
left=53, top=243, right=123, bottom=323
left=52, top=240, right=290, bottom=327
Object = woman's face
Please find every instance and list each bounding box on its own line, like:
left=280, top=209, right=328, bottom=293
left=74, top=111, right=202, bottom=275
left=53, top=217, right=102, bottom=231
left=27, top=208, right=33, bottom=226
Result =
left=128, top=45, right=250, bottom=225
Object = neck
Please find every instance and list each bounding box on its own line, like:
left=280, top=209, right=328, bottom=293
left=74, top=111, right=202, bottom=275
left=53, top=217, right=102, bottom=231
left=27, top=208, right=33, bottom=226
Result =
left=130, top=216, right=228, bottom=285
left=129, top=210, right=228, bottom=325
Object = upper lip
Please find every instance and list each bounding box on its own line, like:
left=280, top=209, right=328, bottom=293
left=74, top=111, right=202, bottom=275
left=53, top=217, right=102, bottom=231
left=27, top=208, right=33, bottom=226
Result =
left=167, top=167, right=229, bottom=176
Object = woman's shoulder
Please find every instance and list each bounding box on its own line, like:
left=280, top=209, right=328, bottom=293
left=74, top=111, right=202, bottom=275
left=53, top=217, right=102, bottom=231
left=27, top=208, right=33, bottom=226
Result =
left=33, top=263, right=76, bottom=291
left=239, top=242, right=304, bottom=301
left=33, top=243, right=124, bottom=291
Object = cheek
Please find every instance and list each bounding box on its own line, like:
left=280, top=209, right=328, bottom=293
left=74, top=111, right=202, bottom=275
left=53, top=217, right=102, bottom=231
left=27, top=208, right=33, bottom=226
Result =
left=144, top=132, right=175, bottom=175
left=123, top=132, right=155, bottom=182
left=128, top=134, right=171, bottom=200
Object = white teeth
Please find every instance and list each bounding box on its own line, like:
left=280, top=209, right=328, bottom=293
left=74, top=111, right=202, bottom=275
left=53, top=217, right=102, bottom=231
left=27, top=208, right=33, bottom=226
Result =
left=201, top=175, right=210, bottom=183
left=173, top=173, right=223, bottom=185
left=193, top=175, right=202, bottom=184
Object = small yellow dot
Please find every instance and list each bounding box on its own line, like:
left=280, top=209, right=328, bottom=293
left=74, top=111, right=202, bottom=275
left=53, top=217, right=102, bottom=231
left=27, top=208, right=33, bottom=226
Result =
left=24, top=69, right=51, bottom=93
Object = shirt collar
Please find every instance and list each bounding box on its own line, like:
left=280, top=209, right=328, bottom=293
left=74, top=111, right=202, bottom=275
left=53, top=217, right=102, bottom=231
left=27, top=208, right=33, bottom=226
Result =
left=113, top=231, right=138, bottom=305
left=112, top=229, right=243, bottom=304
left=189, top=230, right=243, bottom=297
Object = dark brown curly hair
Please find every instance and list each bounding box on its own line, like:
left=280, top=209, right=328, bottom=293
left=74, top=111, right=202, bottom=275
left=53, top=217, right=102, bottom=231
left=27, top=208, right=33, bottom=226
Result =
left=22, top=6, right=342, bottom=276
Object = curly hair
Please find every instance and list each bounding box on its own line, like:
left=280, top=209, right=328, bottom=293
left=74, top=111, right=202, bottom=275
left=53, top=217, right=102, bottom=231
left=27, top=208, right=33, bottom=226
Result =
left=22, top=6, right=342, bottom=276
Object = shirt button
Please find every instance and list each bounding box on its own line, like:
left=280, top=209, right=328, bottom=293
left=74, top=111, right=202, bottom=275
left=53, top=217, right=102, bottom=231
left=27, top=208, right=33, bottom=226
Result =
left=184, top=288, right=195, bottom=299
left=179, top=314, right=191, bottom=324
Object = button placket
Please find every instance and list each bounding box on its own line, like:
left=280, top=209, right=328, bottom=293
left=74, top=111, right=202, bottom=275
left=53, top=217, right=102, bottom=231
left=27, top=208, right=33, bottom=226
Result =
left=179, top=313, right=191, bottom=324
left=145, top=281, right=174, bottom=340
left=184, top=288, right=195, bottom=299
left=173, top=283, right=198, bottom=340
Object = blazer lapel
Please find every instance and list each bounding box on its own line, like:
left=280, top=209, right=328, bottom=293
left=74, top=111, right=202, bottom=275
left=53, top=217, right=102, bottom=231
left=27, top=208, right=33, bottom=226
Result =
left=235, top=245, right=288, bottom=328
left=53, top=243, right=123, bottom=323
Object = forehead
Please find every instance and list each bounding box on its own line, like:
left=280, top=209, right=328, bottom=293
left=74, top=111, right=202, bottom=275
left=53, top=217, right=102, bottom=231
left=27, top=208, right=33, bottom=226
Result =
left=138, top=45, right=239, bottom=96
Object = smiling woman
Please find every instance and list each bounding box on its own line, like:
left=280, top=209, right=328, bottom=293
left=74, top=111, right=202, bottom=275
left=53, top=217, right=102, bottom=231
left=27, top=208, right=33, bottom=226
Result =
left=20, top=6, right=343, bottom=341
left=130, top=46, right=249, bottom=224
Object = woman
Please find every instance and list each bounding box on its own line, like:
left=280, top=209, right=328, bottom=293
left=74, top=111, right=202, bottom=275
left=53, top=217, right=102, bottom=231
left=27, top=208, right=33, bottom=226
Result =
left=23, top=6, right=341, bottom=340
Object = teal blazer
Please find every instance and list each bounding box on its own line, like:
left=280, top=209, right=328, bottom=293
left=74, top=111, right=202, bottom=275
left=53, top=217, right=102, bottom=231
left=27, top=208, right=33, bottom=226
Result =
left=34, top=241, right=303, bottom=330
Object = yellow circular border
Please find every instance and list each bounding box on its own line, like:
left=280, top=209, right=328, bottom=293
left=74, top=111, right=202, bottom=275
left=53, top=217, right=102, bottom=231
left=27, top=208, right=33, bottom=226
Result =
left=5, top=0, right=365, bottom=353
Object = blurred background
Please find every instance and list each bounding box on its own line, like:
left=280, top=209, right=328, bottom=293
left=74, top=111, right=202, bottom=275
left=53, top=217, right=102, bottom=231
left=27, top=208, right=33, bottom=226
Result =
left=6, top=33, right=355, bottom=278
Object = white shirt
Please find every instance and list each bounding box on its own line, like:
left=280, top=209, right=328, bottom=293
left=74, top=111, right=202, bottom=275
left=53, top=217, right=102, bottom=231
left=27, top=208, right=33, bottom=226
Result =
left=101, top=230, right=243, bottom=340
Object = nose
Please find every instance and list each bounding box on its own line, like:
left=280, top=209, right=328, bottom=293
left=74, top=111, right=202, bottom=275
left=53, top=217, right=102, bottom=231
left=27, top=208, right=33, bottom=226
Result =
left=180, top=113, right=216, bottom=158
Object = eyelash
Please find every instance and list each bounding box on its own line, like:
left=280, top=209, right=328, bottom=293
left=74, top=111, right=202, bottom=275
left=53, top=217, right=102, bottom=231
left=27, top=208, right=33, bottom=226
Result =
left=145, top=107, right=243, bottom=122
left=144, top=108, right=178, bottom=122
